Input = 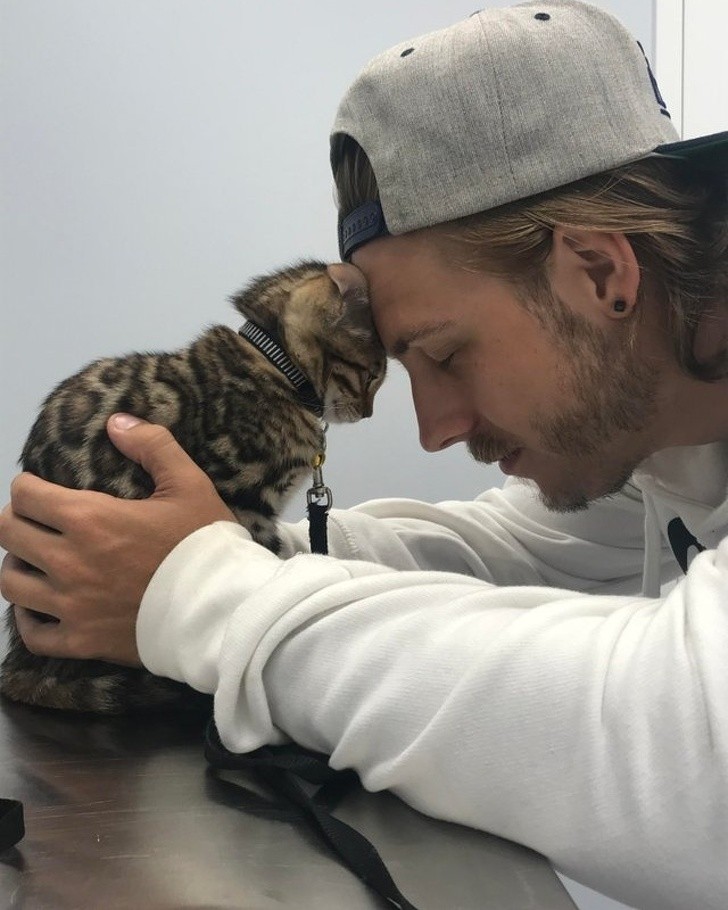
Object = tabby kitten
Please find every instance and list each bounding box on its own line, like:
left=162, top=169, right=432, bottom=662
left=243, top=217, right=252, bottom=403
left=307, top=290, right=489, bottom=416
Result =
left=1, top=260, right=386, bottom=714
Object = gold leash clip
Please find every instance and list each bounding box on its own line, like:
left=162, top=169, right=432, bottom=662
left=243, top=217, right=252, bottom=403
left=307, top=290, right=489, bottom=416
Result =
left=307, top=421, right=333, bottom=510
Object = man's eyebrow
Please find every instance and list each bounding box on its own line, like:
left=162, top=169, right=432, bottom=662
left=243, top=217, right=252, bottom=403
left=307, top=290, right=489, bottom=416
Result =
left=391, top=320, right=456, bottom=357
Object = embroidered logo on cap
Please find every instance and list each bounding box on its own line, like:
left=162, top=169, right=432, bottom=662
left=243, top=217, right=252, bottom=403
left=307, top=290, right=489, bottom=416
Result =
left=637, top=41, right=671, bottom=119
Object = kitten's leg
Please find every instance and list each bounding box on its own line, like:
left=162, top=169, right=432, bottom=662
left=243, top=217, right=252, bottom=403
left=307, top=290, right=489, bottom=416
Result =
left=231, top=510, right=281, bottom=554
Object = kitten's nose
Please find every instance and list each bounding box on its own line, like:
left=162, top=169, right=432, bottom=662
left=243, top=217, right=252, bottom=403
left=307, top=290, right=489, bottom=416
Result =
left=327, top=263, right=368, bottom=300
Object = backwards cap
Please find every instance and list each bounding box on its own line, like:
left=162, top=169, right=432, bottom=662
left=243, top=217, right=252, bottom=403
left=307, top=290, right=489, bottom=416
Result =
left=332, top=0, right=728, bottom=260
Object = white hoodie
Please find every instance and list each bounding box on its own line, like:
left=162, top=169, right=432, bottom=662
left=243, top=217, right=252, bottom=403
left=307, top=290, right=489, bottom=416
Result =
left=137, top=441, right=728, bottom=910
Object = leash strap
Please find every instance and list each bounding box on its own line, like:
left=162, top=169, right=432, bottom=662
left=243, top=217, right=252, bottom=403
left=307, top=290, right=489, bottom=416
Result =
left=0, top=798, right=24, bottom=852
left=204, top=721, right=419, bottom=910
left=205, top=500, right=419, bottom=907
left=307, top=501, right=329, bottom=555
left=307, top=428, right=332, bottom=556
left=205, top=429, right=420, bottom=907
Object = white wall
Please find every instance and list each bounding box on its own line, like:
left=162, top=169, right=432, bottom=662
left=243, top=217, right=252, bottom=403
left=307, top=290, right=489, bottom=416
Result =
left=1, top=3, right=661, bottom=909
left=654, top=0, right=728, bottom=142
left=0, top=0, right=508, bottom=518
left=0, top=0, right=655, bottom=518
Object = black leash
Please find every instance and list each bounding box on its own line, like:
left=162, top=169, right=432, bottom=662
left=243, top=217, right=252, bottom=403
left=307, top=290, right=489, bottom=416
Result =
left=0, top=798, right=24, bottom=852
left=204, top=437, right=420, bottom=909
left=204, top=722, right=419, bottom=910
left=306, top=437, right=332, bottom=557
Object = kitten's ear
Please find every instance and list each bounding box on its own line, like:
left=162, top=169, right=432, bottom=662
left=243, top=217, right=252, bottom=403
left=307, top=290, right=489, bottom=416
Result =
left=228, top=278, right=278, bottom=334
left=327, top=263, right=369, bottom=306
left=327, top=263, right=375, bottom=334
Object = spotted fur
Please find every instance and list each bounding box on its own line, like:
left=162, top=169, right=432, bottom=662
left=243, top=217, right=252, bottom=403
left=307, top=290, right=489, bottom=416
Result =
left=1, top=260, right=386, bottom=714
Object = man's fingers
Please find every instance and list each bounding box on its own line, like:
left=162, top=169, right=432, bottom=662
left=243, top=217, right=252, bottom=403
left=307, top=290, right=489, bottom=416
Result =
left=14, top=606, right=69, bottom=658
left=1, top=554, right=57, bottom=615
left=0, top=507, right=56, bottom=575
left=6, top=473, right=77, bottom=531
left=106, top=414, right=210, bottom=497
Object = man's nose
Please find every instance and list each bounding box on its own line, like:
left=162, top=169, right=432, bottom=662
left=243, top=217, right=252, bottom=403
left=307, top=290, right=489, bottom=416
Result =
left=409, top=367, right=475, bottom=453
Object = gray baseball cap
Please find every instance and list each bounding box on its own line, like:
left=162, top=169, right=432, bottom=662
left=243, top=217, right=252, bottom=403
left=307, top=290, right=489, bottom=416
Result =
left=332, top=0, right=728, bottom=260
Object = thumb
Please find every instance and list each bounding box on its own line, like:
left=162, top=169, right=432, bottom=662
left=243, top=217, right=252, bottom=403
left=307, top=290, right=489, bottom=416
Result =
left=106, top=414, right=201, bottom=495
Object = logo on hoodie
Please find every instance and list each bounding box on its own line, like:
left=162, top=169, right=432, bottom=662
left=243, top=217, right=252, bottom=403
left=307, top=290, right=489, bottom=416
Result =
left=667, top=518, right=706, bottom=573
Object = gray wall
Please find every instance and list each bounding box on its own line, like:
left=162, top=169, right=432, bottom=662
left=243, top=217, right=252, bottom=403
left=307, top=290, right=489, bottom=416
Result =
left=1, top=2, right=656, bottom=909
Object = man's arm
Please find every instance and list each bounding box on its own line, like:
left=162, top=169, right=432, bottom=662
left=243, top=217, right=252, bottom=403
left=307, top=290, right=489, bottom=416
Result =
left=2, top=419, right=723, bottom=909
left=139, top=516, right=728, bottom=910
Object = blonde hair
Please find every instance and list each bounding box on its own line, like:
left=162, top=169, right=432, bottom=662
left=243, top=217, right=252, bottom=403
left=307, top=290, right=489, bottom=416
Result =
left=333, top=137, right=728, bottom=380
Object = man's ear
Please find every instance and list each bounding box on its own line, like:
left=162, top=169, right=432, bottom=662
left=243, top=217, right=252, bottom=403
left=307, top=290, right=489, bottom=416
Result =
left=548, top=227, right=641, bottom=321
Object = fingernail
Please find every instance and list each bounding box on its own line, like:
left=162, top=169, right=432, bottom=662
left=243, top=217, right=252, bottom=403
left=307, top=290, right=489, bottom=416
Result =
left=111, top=413, right=143, bottom=430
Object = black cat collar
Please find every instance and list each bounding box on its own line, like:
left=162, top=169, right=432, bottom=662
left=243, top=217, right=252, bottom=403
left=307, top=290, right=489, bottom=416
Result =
left=239, top=321, right=324, bottom=418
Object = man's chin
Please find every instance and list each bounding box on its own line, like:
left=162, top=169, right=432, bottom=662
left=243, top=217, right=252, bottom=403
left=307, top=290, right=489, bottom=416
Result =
left=523, top=464, right=635, bottom=513
left=537, top=484, right=591, bottom=513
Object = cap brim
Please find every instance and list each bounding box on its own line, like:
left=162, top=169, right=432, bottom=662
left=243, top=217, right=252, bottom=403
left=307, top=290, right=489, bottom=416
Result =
left=655, top=129, right=728, bottom=167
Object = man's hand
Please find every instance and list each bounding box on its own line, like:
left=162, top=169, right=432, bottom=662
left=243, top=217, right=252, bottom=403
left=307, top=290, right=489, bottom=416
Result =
left=0, top=414, right=236, bottom=666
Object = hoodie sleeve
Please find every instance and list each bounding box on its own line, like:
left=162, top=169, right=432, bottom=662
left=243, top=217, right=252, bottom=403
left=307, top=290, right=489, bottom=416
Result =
left=136, top=480, right=726, bottom=910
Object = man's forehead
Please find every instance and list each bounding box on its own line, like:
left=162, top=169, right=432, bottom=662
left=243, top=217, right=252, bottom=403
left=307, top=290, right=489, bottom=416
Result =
left=351, top=233, right=463, bottom=353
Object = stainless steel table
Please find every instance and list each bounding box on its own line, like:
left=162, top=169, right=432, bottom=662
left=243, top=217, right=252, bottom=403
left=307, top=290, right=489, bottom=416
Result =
left=0, top=698, right=576, bottom=909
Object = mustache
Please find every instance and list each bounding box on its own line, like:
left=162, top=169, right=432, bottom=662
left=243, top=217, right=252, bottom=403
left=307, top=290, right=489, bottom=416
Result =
left=467, top=433, right=520, bottom=464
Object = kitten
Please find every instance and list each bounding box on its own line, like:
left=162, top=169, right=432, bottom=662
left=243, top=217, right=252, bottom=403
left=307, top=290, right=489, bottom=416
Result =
left=1, top=260, right=386, bottom=714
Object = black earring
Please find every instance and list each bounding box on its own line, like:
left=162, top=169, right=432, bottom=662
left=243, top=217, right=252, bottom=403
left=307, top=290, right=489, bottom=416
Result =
left=614, top=299, right=627, bottom=313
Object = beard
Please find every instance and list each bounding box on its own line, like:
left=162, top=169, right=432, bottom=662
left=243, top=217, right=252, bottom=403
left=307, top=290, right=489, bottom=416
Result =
left=468, top=296, right=659, bottom=512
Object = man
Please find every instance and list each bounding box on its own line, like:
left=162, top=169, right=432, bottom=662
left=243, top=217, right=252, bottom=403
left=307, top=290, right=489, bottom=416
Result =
left=1, top=2, right=726, bottom=907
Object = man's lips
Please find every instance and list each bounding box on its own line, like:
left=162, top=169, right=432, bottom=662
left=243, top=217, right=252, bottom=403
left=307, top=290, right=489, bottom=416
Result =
left=467, top=431, right=525, bottom=468
left=476, top=447, right=519, bottom=465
